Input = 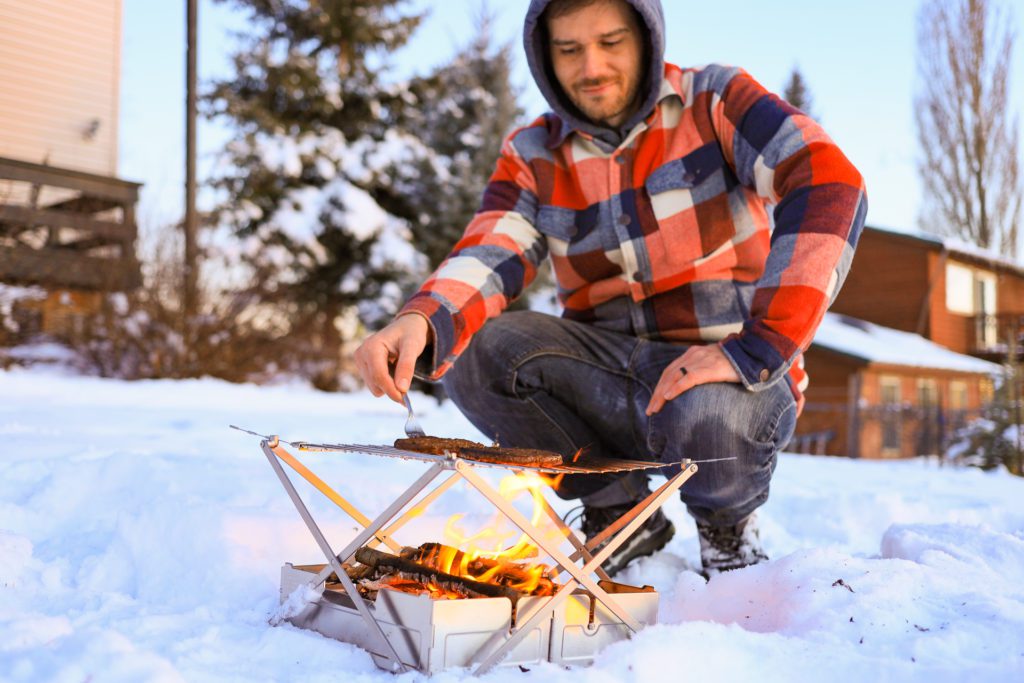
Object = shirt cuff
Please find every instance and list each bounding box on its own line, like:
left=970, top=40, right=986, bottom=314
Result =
left=719, top=331, right=789, bottom=392
left=396, top=296, right=457, bottom=381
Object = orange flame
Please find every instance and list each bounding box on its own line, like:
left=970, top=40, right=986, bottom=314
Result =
left=437, top=471, right=568, bottom=595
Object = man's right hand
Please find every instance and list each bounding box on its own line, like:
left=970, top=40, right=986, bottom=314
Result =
left=353, top=313, right=430, bottom=403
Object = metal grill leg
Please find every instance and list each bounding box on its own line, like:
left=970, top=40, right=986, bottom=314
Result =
left=261, top=440, right=407, bottom=673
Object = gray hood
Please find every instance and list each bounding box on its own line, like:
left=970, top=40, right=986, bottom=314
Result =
left=524, top=0, right=666, bottom=148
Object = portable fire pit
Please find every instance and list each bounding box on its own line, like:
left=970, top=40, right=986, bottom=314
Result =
left=236, top=427, right=697, bottom=674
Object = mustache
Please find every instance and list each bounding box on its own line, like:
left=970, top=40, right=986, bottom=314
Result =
left=575, top=77, right=618, bottom=89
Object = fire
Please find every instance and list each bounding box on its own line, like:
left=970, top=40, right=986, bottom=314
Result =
left=413, top=471, right=567, bottom=597
left=349, top=472, right=573, bottom=602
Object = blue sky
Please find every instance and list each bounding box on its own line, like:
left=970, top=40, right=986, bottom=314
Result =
left=120, top=0, right=1024, bottom=240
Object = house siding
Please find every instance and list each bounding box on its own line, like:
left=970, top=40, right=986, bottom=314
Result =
left=831, top=230, right=933, bottom=334
left=929, top=253, right=975, bottom=354
left=0, top=0, right=121, bottom=176
left=998, top=271, right=1024, bottom=313
left=797, top=348, right=861, bottom=457
left=798, top=347, right=992, bottom=459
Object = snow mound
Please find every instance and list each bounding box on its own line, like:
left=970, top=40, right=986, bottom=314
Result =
left=882, top=523, right=1024, bottom=583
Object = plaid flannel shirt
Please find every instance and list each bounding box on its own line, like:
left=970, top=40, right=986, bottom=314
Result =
left=400, top=63, right=867, bottom=412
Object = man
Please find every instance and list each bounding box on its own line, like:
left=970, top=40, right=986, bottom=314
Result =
left=354, top=0, right=866, bottom=577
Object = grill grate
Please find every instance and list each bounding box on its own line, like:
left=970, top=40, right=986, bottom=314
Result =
left=292, top=442, right=677, bottom=474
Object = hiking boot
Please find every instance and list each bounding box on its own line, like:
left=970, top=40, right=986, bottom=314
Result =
left=566, top=503, right=675, bottom=577
left=696, top=512, right=769, bottom=577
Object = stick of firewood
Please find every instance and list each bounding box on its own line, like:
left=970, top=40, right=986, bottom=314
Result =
left=355, top=546, right=522, bottom=602
left=412, top=542, right=556, bottom=596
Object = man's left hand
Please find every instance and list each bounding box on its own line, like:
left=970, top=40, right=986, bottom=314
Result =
left=645, top=344, right=741, bottom=416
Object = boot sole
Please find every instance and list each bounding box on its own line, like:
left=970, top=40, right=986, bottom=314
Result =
left=602, top=521, right=676, bottom=577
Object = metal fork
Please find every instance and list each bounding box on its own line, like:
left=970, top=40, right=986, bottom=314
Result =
left=401, top=393, right=426, bottom=438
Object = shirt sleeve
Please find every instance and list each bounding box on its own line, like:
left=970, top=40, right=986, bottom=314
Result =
left=706, top=66, right=868, bottom=391
left=397, top=130, right=548, bottom=380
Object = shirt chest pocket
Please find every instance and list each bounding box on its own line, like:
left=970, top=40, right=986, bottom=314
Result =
left=535, top=204, right=607, bottom=255
left=643, top=146, right=734, bottom=262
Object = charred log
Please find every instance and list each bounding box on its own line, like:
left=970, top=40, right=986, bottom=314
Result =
left=354, top=546, right=522, bottom=602
left=410, top=543, right=556, bottom=596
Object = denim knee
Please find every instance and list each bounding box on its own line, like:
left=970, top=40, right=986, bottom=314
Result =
left=644, top=380, right=796, bottom=525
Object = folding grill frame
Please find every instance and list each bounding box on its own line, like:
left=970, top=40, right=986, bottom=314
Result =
left=255, top=434, right=697, bottom=675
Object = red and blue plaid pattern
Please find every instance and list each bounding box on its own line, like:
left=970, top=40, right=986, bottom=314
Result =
left=401, top=63, right=867, bottom=411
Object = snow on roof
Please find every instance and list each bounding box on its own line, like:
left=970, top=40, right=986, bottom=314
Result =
left=867, top=224, right=1024, bottom=275
left=812, top=312, right=1001, bottom=374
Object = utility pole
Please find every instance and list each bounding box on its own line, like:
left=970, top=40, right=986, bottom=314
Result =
left=184, top=0, right=199, bottom=327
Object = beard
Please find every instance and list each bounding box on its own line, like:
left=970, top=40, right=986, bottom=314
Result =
left=568, top=75, right=641, bottom=128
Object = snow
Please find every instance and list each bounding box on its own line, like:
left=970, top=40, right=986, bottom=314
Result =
left=813, top=312, right=1001, bottom=375
left=865, top=224, right=1024, bottom=275
left=1, top=367, right=1022, bottom=681
left=238, top=128, right=429, bottom=284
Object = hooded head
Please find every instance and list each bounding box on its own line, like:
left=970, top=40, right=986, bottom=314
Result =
left=524, top=0, right=666, bottom=147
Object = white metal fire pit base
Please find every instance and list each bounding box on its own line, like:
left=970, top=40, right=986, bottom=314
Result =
left=238, top=431, right=696, bottom=674
left=280, top=563, right=659, bottom=673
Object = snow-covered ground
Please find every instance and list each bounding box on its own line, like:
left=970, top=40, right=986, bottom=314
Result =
left=1, top=367, right=1022, bottom=682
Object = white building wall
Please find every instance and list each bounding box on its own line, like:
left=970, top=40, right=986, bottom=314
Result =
left=0, top=0, right=121, bottom=176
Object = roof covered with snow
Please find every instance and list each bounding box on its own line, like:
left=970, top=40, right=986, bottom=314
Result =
left=812, top=312, right=1001, bottom=375
left=867, top=224, right=1024, bottom=277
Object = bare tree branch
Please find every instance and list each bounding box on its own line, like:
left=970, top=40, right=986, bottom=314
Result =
left=916, top=0, right=1021, bottom=255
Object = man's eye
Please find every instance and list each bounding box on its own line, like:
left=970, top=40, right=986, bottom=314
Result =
left=559, top=47, right=580, bottom=56
left=602, top=40, right=622, bottom=48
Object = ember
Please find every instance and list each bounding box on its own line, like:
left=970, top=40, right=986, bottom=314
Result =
left=347, top=471, right=567, bottom=602
left=349, top=542, right=559, bottom=601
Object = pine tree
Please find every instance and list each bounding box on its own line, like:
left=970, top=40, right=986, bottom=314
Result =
left=782, top=66, right=817, bottom=120
left=207, top=0, right=438, bottom=387
left=399, top=10, right=524, bottom=271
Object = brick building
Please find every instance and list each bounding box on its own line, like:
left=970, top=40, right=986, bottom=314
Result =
left=793, top=226, right=1006, bottom=458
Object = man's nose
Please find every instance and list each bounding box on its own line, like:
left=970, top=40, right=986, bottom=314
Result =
left=580, top=46, right=609, bottom=80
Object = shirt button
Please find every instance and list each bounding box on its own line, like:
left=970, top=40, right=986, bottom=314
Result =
left=759, top=369, right=770, bottom=382
left=618, top=214, right=631, bottom=226
left=615, top=155, right=627, bottom=165
left=633, top=271, right=643, bottom=282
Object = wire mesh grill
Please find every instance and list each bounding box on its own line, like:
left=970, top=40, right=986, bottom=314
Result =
left=293, top=442, right=678, bottom=474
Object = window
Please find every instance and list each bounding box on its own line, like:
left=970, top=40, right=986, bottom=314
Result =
left=949, top=381, right=968, bottom=411
left=917, top=378, right=939, bottom=407
left=946, top=263, right=974, bottom=314
left=881, top=376, right=902, bottom=404
left=976, top=273, right=998, bottom=348
left=880, top=376, right=902, bottom=454
left=980, top=378, right=995, bottom=405
left=947, top=262, right=998, bottom=348
left=916, top=378, right=942, bottom=454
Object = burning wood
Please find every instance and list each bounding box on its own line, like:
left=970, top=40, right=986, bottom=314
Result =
left=411, top=543, right=556, bottom=596
left=354, top=546, right=521, bottom=601
left=347, top=543, right=559, bottom=603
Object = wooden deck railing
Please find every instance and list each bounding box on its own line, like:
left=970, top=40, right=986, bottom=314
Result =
left=971, top=313, right=1024, bottom=359
left=0, top=156, right=142, bottom=291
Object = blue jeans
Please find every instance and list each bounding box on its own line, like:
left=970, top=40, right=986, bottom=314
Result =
left=441, top=311, right=797, bottom=526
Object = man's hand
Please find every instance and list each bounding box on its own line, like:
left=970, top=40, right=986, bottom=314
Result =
left=353, top=314, right=430, bottom=403
left=645, top=344, right=741, bottom=416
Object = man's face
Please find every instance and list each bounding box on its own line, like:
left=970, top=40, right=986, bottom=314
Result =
left=547, top=0, right=644, bottom=128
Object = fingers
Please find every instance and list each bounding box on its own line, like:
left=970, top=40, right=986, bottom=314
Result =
left=645, top=351, right=695, bottom=416
left=392, top=332, right=426, bottom=397
left=353, top=314, right=430, bottom=403
left=645, top=345, right=741, bottom=416
left=355, top=335, right=397, bottom=399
